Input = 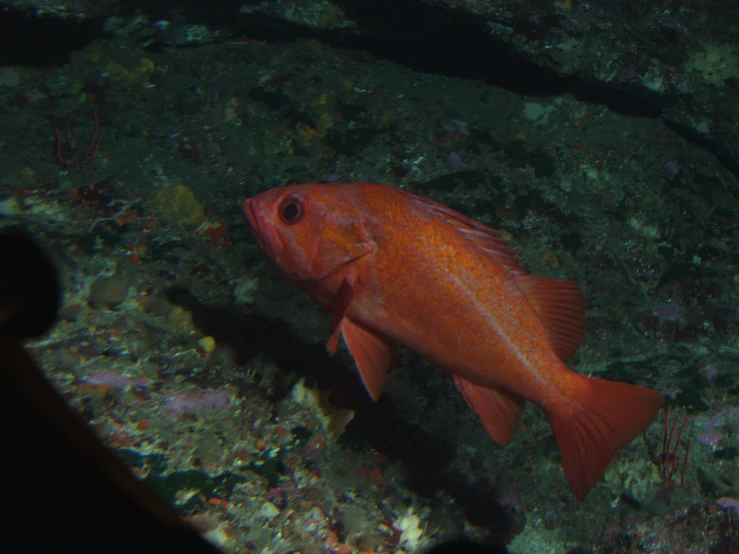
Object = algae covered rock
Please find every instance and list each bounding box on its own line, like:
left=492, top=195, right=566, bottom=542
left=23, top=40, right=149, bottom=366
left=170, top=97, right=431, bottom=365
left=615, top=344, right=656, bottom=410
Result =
left=151, top=184, right=205, bottom=228
left=89, top=274, right=129, bottom=309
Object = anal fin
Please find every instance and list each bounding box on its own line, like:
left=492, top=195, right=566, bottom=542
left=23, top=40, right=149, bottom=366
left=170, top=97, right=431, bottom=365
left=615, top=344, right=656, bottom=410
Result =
left=453, top=375, right=525, bottom=445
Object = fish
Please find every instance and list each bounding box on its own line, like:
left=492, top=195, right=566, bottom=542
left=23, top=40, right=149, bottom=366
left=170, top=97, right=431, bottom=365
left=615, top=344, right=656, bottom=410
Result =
left=241, top=182, right=664, bottom=499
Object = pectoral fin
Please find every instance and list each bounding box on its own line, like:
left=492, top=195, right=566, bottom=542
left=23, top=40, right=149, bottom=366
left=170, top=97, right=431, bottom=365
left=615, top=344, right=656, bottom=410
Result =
left=340, top=319, right=396, bottom=401
left=325, top=278, right=395, bottom=401
left=453, top=375, right=525, bottom=445
left=327, top=278, right=355, bottom=355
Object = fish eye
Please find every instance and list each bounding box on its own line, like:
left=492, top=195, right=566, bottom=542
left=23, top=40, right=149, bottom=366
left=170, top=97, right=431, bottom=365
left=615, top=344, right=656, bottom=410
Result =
left=277, top=195, right=304, bottom=225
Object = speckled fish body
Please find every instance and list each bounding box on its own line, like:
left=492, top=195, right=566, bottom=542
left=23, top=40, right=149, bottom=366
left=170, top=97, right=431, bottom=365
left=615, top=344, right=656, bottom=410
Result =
left=242, top=182, right=663, bottom=499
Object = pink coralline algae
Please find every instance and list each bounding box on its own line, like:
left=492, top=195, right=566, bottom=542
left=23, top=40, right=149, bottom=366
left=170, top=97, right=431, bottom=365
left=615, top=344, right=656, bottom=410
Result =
left=715, top=497, right=739, bottom=517
left=164, top=387, right=234, bottom=418
left=83, top=371, right=151, bottom=388
left=652, top=305, right=686, bottom=321
left=448, top=151, right=466, bottom=169
left=695, top=408, right=739, bottom=449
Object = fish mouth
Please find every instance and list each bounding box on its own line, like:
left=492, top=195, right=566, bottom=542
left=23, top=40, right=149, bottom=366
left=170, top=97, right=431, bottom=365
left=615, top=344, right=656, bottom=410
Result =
left=241, top=198, right=267, bottom=250
left=241, top=198, right=283, bottom=259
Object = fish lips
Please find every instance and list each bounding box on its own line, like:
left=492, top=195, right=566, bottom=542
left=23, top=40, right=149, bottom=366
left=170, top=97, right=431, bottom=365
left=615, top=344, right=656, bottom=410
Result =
left=240, top=198, right=283, bottom=259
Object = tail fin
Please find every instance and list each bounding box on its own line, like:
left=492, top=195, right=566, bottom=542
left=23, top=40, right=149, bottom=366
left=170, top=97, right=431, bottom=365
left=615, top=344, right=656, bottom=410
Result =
left=548, top=375, right=663, bottom=499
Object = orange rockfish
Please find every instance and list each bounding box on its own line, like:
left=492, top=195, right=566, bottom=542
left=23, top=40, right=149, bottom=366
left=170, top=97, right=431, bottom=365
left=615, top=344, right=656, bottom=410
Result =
left=241, top=182, right=663, bottom=499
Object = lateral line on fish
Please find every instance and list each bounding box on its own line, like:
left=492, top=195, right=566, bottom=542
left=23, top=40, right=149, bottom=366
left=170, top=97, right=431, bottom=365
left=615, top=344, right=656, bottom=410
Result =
left=450, top=272, right=548, bottom=393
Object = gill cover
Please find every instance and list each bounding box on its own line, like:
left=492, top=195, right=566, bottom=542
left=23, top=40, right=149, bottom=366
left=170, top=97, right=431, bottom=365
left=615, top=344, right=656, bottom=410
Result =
left=244, top=185, right=374, bottom=283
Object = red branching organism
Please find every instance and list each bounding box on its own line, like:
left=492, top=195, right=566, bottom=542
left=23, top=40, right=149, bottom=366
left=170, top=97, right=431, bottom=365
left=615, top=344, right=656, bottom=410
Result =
left=660, top=405, right=692, bottom=491
left=43, top=106, right=104, bottom=185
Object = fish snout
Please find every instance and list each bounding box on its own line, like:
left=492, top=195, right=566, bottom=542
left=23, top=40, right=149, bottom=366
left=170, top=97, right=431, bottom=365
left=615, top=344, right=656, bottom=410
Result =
left=240, top=197, right=283, bottom=259
left=241, top=198, right=265, bottom=249
left=240, top=198, right=257, bottom=228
